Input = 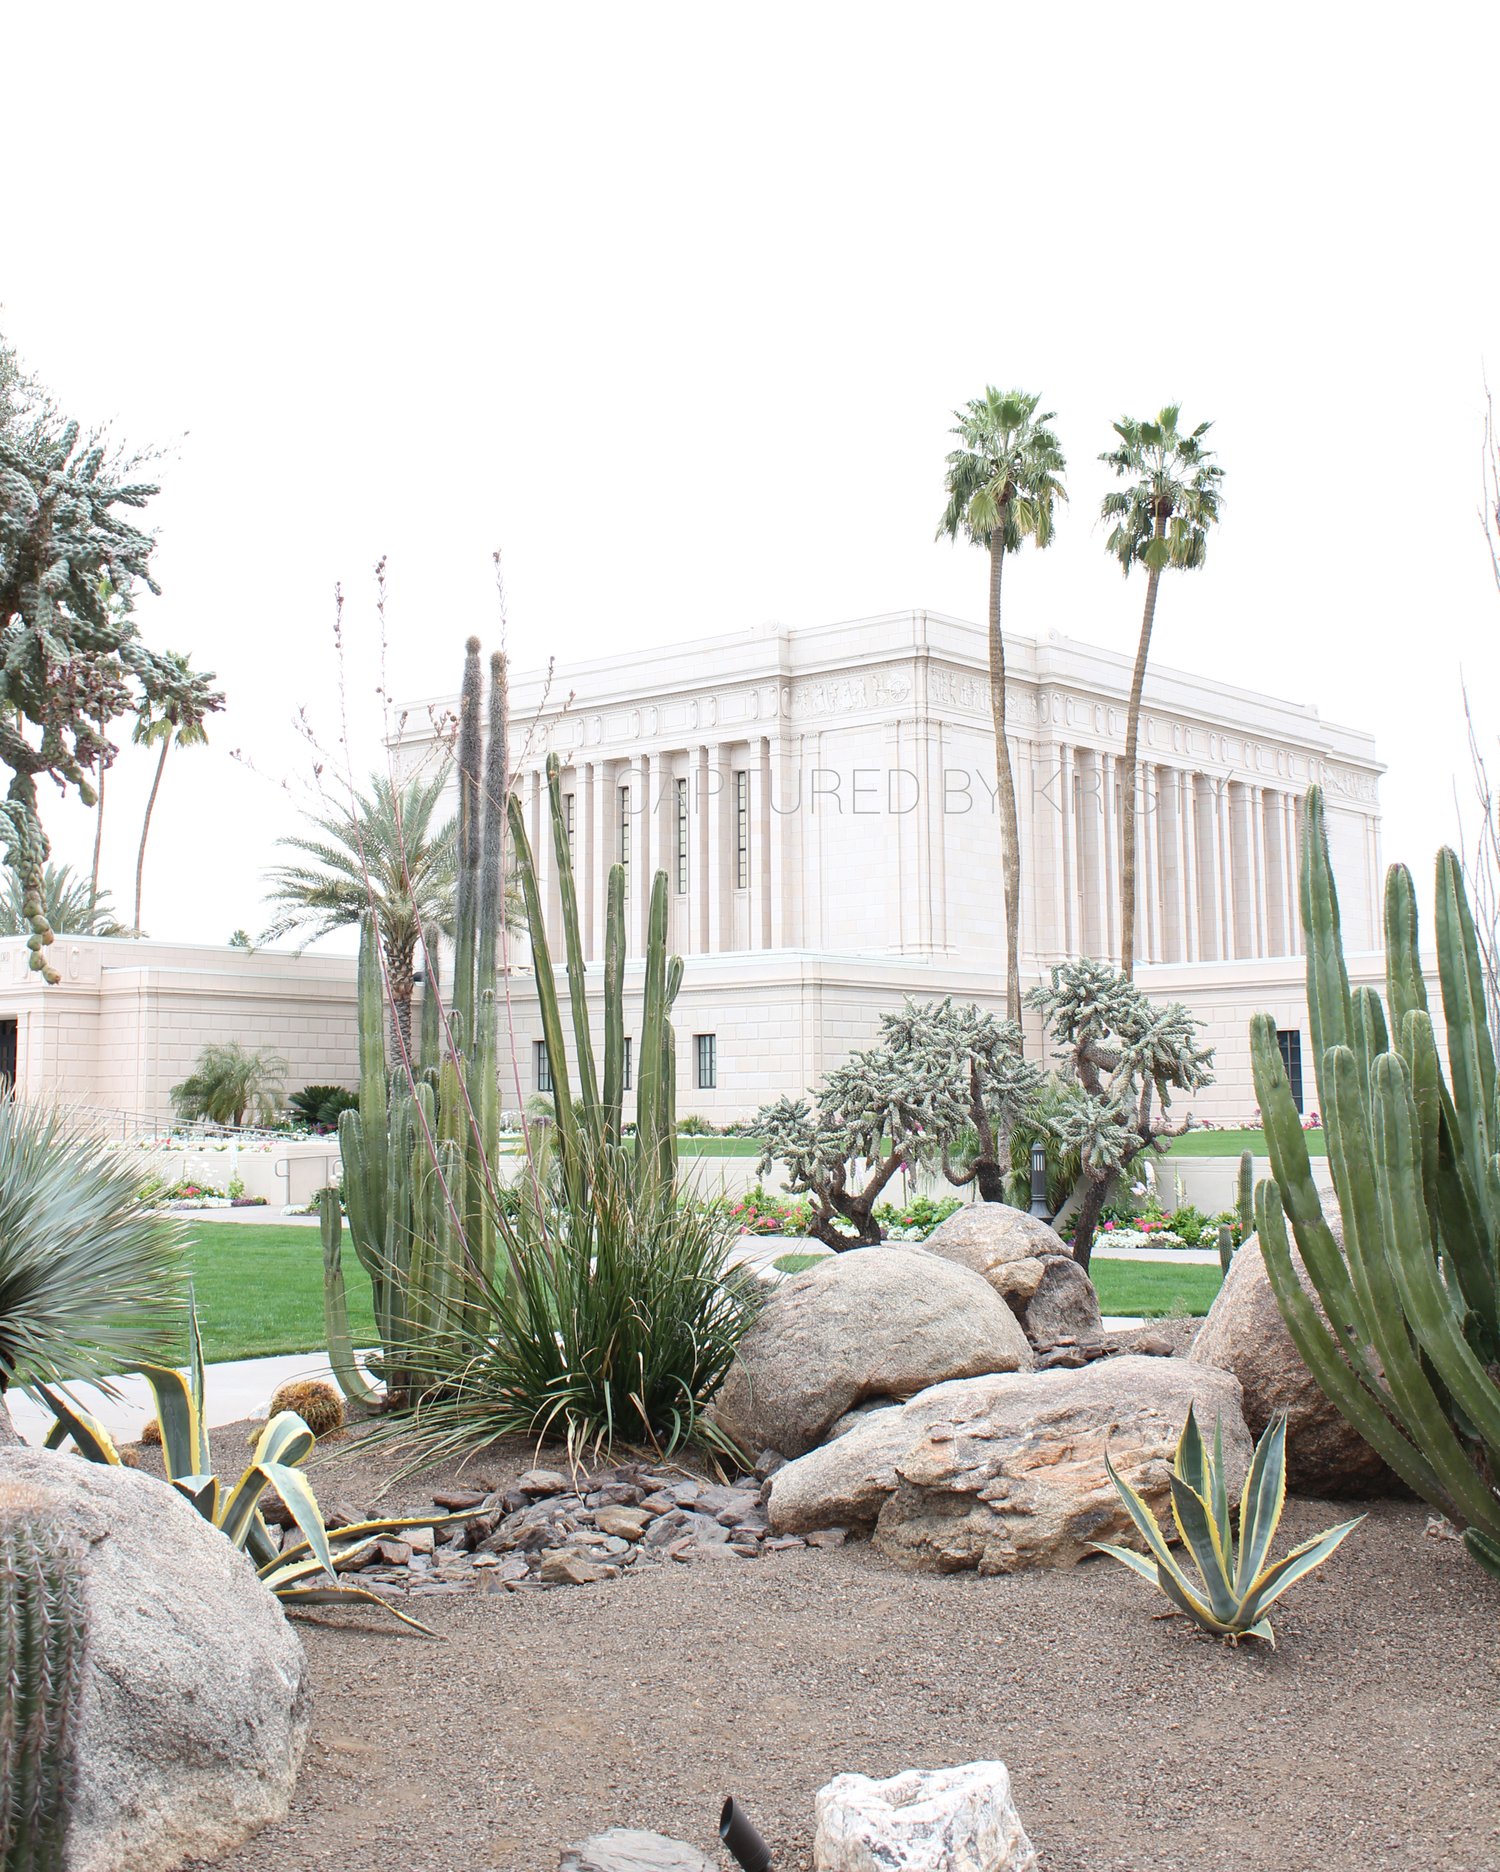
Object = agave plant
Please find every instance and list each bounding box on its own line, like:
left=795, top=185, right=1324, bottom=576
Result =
left=0, top=1097, right=184, bottom=1399
left=1094, top=1408, right=1362, bottom=1645
left=37, top=1309, right=461, bottom=1636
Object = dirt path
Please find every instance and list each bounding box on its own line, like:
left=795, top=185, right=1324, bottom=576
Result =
left=200, top=1435, right=1499, bottom=1872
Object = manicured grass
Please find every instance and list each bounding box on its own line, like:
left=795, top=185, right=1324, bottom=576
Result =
left=1091, top=1258, right=1221, bottom=1317
left=1164, top=1126, right=1325, bottom=1157
left=179, top=1222, right=375, bottom=1364
left=676, top=1135, right=761, bottom=1156
left=772, top=1246, right=1221, bottom=1319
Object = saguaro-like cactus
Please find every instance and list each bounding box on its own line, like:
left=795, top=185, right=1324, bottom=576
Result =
left=1251, top=785, right=1500, bottom=1577
left=0, top=1490, right=87, bottom=1872
left=1236, top=1147, right=1254, bottom=1244
left=507, top=751, right=682, bottom=1204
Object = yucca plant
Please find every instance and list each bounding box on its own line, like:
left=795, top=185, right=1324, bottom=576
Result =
left=0, top=1097, right=184, bottom=1401
left=37, top=1309, right=460, bottom=1636
left=1095, top=1407, right=1362, bottom=1645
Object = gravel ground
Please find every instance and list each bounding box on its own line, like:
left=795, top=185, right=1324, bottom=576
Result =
left=187, top=1428, right=1500, bottom=1872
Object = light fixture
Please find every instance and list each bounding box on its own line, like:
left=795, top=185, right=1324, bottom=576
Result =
left=1029, top=1139, right=1051, bottom=1220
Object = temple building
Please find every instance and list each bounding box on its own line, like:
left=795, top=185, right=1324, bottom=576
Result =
left=397, top=610, right=1385, bottom=1123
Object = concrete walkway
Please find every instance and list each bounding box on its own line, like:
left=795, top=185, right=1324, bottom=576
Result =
left=9, top=1350, right=378, bottom=1449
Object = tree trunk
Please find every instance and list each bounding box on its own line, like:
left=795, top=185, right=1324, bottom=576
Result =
left=91, top=737, right=106, bottom=912
left=1119, top=514, right=1167, bottom=979
left=386, top=932, right=416, bottom=1060
left=988, top=534, right=1024, bottom=1034
left=134, top=737, right=171, bottom=935
left=1070, top=1171, right=1115, bottom=1272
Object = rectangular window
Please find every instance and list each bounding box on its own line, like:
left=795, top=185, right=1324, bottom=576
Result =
left=563, top=791, right=576, bottom=866
left=674, top=776, right=689, bottom=894
left=617, top=784, right=631, bottom=875
left=1277, top=1029, right=1304, bottom=1114
left=734, top=769, right=750, bottom=889
left=695, top=1032, right=717, bottom=1091
left=623, top=1036, right=632, bottom=1091
left=534, top=1040, right=553, bottom=1095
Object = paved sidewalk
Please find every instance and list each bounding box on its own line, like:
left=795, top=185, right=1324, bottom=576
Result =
left=10, top=1349, right=377, bottom=1448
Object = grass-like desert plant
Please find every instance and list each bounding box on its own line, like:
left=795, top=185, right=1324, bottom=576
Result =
left=0, top=1097, right=184, bottom=1398
left=1095, top=1407, right=1361, bottom=1645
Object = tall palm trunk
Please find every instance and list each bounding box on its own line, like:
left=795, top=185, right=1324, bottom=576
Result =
left=1119, top=509, right=1168, bottom=978
left=134, top=736, right=171, bottom=935
left=90, top=746, right=106, bottom=911
left=988, top=531, right=1023, bottom=1033
left=386, top=930, right=416, bottom=1059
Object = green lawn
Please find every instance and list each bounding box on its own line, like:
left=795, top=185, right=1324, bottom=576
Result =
left=1164, top=1126, right=1324, bottom=1157
left=676, top=1135, right=761, bottom=1156
left=181, top=1223, right=375, bottom=1364
left=771, top=1248, right=1221, bottom=1318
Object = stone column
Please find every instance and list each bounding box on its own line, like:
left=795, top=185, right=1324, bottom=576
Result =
left=1251, top=784, right=1269, bottom=959
left=1181, top=771, right=1201, bottom=963
left=1101, top=751, right=1119, bottom=964
left=706, top=742, right=730, bottom=954
left=1141, top=764, right=1161, bottom=966
left=750, top=738, right=771, bottom=950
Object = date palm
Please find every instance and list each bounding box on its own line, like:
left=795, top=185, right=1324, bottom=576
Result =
left=1100, top=407, right=1224, bottom=976
left=132, top=652, right=217, bottom=934
left=261, top=768, right=457, bottom=1053
left=938, top=388, right=1067, bottom=1028
left=0, top=863, right=128, bottom=938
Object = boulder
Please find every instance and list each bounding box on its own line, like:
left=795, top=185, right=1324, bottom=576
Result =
left=814, top=1761, right=1036, bottom=1872
left=1187, top=1221, right=1389, bottom=1493
left=924, top=1205, right=1102, bottom=1344
left=0, top=1443, right=310, bottom=1872
left=560, top=1828, right=717, bottom=1872
left=770, top=1406, right=912, bottom=1532
left=772, top=1355, right=1248, bottom=1573
left=713, top=1245, right=1033, bottom=1459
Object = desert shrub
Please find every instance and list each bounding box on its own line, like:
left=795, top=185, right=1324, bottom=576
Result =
left=727, top=1184, right=812, bottom=1236
left=0, top=1098, right=183, bottom=1393
left=872, top=1193, right=964, bottom=1240
left=675, top=1114, right=719, bottom=1136
left=287, top=1085, right=358, bottom=1132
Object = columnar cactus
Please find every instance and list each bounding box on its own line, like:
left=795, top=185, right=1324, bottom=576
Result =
left=1251, top=785, right=1500, bottom=1577
left=1236, top=1148, right=1254, bottom=1245
left=0, top=1489, right=87, bottom=1872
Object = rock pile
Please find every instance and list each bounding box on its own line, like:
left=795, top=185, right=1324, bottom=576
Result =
left=293, top=1460, right=816, bottom=1602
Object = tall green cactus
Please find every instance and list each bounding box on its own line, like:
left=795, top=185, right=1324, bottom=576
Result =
left=1236, top=1148, right=1254, bottom=1243
left=507, top=750, right=681, bottom=1201
left=324, top=639, right=507, bottom=1406
left=1251, top=785, right=1500, bottom=1577
left=0, top=1494, right=86, bottom=1872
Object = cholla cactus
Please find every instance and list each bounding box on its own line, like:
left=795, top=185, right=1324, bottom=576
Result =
left=0, top=1484, right=87, bottom=1872
left=879, top=997, right=1043, bottom=1201
left=754, top=998, right=1027, bottom=1249
left=1028, top=958, right=1214, bottom=1267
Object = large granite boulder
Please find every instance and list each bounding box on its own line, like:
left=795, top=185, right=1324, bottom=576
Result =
left=1187, top=1219, right=1389, bottom=1493
left=714, top=1245, right=1033, bottom=1459
left=769, top=1355, right=1249, bottom=1571
left=0, top=1444, right=310, bottom=1872
left=924, top=1204, right=1102, bottom=1345
left=814, top=1762, right=1036, bottom=1872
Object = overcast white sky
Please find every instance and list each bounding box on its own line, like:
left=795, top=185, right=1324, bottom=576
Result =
left=5, top=4, right=1499, bottom=951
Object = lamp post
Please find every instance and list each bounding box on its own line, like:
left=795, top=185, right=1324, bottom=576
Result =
left=1028, top=1139, right=1051, bottom=1221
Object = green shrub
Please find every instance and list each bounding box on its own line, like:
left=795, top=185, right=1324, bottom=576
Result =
left=170, top=1042, right=288, bottom=1128
left=287, top=1084, right=358, bottom=1132
left=728, top=1183, right=811, bottom=1236
left=675, top=1113, right=719, bottom=1136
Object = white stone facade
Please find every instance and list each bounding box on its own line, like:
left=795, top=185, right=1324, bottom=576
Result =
left=400, top=610, right=1385, bottom=1123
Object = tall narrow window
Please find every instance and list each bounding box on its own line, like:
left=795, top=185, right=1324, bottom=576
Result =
left=1276, top=1029, right=1304, bottom=1113
left=534, top=1041, right=553, bottom=1094
left=563, top=791, right=576, bottom=866
left=623, top=1036, right=633, bottom=1091
left=617, top=783, right=631, bottom=877
left=675, top=776, right=689, bottom=894
left=695, top=1033, right=717, bottom=1090
left=733, top=769, right=750, bottom=889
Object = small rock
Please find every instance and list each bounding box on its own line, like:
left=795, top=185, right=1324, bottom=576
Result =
left=764, top=1535, right=806, bottom=1551
left=405, top=1525, right=436, bottom=1556
left=667, top=1479, right=701, bottom=1505
left=588, top=1483, right=644, bottom=1508
left=814, top=1761, right=1036, bottom=1872
left=804, top=1527, right=848, bottom=1549
left=373, top=1538, right=412, bottom=1566
left=539, top=1550, right=609, bottom=1586
left=560, top=1826, right=717, bottom=1872
left=519, top=1468, right=570, bottom=1495
left=639, top=1491, right=676, bottom=1514
left=594, top=1505, right=651, bottom=1540
left=432, top=1488, right=488, bottom=1511
left=755, top=1449, right=787, bottom=1479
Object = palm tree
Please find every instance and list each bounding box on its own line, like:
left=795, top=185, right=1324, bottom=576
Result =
left=261, top=768, right=458, bottom=1053
left=170, top=1041, right=288, bottom=1128
left=938, top=388, right=1068, bottom=1028
left=0, top=863, right=129, bottom=938
left=133, top=652, right=216, bottom=934
left=1100, top=408, right=1224, bottom=976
